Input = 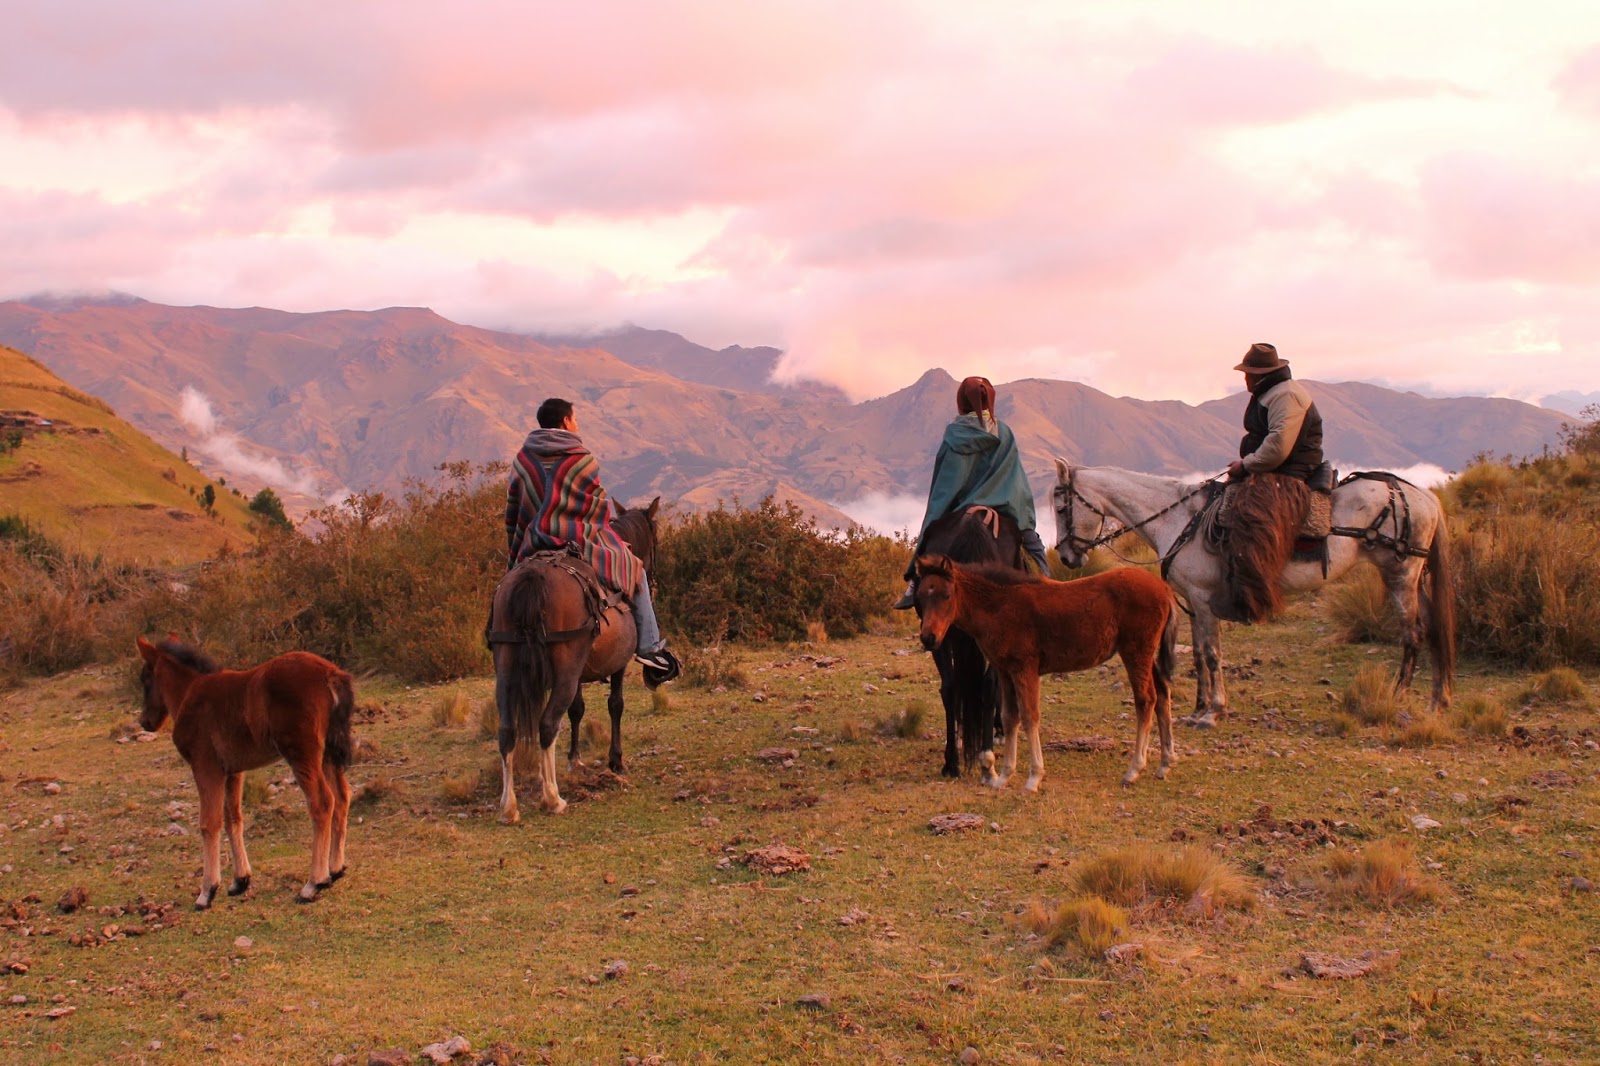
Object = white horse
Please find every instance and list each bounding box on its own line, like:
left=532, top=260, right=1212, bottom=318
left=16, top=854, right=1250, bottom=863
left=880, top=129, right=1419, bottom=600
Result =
left=1051, top=459, right=1455, bottom=726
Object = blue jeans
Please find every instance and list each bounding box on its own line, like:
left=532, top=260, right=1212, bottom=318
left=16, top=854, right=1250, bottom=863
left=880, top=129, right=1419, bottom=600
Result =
left=633, top=579, right=664, bottom=653
left=1020, top=528, right=1050, bottom=573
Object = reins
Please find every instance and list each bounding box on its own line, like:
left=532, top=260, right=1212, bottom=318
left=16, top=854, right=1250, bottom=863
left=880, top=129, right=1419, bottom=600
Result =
left=1056, top=469, right=1225, bottom=568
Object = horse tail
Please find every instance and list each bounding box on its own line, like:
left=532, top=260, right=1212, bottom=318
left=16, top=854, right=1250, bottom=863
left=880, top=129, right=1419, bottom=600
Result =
left=1424, top=517, right=1457, bottom=702
left=325, top=669, right=356, bottom=770
left=504, top=566, right=553, bottom=747
left=1156, top=598, right=1180, bottom=697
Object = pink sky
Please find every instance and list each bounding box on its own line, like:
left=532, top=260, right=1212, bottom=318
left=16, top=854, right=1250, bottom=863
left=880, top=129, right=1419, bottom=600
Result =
left=5, top=0, right=1600, bottom=405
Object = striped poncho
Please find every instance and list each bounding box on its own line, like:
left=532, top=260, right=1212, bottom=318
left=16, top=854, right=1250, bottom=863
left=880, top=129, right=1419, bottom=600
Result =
left=504, top=428, right=644, bottom=596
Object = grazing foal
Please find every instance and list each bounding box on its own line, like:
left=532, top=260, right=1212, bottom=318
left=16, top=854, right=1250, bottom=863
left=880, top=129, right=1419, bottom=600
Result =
left=135, top=637, right=356, bottom=908
left=914, top=557, right=1180, bottom=789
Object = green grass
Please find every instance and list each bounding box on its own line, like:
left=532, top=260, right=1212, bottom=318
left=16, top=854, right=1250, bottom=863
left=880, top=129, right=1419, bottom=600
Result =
left=2, top=606, right=1598, bottom=1063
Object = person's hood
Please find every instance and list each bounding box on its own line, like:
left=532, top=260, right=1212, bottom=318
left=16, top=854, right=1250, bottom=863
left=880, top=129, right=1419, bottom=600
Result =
left=944, top=413, right=1000, bottom=455
left=520, top=428, right=586, bottom=457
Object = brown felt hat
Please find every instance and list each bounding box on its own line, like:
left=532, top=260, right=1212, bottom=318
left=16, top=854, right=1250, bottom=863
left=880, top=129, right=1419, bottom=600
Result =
left=1234, top=342, right=1288, bottom=374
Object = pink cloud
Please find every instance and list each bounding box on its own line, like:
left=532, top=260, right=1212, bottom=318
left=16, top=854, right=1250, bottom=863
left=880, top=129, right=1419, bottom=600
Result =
left=1420, top=153, right=1600, bottom=284
left=1555, top=43, right=1600, bottom=116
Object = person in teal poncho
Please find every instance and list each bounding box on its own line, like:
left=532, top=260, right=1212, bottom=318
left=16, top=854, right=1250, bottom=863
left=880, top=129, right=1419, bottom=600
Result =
left=892, top=375, right=1051, bottom=609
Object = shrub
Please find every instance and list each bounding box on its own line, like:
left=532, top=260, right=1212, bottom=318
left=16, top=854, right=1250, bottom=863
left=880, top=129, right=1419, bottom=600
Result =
left=1339, top=665, right=1403, bottom=727
left=1070, top=844, right=1256, bottom=918
left=1317, top=839, right=1444, bottom=908
left=439, top=768, right=483, bottom=805
left=679, top=641, right=747, bottom=689
left=247, top=487, right=294, bottom=532
left=147, top=462, right=506, bottom=681
left=878, top=701, right=926, bottom=739
left=653, top=496, right=902, bottom=644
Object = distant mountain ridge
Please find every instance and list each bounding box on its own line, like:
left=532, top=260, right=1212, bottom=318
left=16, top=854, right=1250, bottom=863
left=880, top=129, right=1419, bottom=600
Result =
left=0, top=296, right=1569, bottom=527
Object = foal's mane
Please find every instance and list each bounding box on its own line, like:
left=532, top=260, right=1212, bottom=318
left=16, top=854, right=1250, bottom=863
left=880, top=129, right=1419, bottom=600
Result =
left=155, top=639, right=221, bottom=675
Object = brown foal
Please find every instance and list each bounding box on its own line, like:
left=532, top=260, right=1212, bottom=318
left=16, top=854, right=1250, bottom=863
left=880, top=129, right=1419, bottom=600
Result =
left=135, top=637, right=356, bottom=908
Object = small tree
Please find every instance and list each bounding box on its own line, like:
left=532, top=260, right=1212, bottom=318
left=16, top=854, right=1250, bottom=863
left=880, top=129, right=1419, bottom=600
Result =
left=247, top=487, right=293, bottom=532
left=200, top=483, right=216, bottom=514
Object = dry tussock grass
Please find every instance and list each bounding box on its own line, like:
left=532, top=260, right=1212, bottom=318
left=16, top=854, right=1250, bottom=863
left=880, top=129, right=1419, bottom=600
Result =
left=477, top=698, right=499, bottom=739
left=241, top=770, right=272, bottom=807
left=1071, top=844, right=1256, bottom=918
left=1020, top=895, right=1130, bottom=959
left=1518, top=667, right=1586, bottom=705
left=681, top=642, right=747, bottom=689
left=879, top=700, right=927, bottom=739
left=1317, top=839, right=1445, bottom=908
left=355, top=773, right=401, bottom=805
left=1324, top=567, right=1401, bottom=644
left=1392, top=712, right=1455, bottom=748
left=431, top=689, right=472, bottom=729
left=805, top=620, right=829, bottom=644
left=1451, top=695, right=1509, bottom=737
left=1339, top=665, right=1404, bottom=727
left=439, top=767, right=483, bottom=804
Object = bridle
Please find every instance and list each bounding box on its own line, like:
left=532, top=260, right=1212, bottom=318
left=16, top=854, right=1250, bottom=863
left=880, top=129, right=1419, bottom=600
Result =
left=1053, top=468, right=1222, bottom=566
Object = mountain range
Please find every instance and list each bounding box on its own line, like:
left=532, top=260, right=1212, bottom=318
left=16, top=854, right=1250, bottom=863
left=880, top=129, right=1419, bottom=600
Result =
left=0, top=295, right=1570, bottom=529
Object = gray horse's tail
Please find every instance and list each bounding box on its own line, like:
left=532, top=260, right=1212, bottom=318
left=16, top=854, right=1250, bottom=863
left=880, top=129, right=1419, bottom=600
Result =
left=1424, top=519, right=1457, bottom=705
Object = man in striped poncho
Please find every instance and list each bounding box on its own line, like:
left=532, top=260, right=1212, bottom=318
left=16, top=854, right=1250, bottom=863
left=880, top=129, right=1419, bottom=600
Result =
left=505, top=398, right=680, bottom=687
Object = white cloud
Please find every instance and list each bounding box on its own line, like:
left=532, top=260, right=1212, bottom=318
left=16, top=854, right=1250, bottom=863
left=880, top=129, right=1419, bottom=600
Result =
left=176, top=384, right=330, bottom=499
left=832, top=491, right=925, bottom=538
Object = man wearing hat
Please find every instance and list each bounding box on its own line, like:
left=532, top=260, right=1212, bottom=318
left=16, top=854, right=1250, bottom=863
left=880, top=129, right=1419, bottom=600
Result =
left=1226, top=342, right=1324, bottom=483
left=1217, top=343, right=1324, bottom=623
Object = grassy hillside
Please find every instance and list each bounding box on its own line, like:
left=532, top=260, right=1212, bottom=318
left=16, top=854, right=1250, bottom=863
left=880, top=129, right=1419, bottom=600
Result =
left=2, top=604, right=1595, bottom=1063
left=0, top=345, right=254, bottom=565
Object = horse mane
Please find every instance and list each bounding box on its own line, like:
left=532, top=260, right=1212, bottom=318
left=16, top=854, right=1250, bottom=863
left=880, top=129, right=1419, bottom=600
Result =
left=959, top=561, right=1044, bottom=587
left=611, top=504, right=658, bottom=573
left=155, top=638, right=221, bottom=675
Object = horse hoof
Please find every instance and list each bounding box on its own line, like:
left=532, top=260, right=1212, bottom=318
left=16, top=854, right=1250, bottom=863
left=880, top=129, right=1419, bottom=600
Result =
left=546, top=799, right=568, bottom=815
left=610, top=760, right=625, bottom=775
left=297, top=886, right=319, bottom=903
left=499, top=810, right=520, bottom=826
left=1024, top=778, right=1042, bottom=793
left=227, top=876, right=251, bottom=897
left=1155, top=766, right=1170, bottom=780
left=194, top=888, right=216, bottom=911
left=1186, top=714, right=1217, bottom=730
left=1120, top=775, right=1137, bottom=788
left=986, top=776, right=1007, bottom=791
left=328, top=867, right=346, bottom=883
left=940, top=764, right=960, bottom=779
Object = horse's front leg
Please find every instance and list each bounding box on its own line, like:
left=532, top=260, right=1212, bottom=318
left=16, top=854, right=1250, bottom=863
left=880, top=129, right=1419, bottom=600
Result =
left=567, top=688, right=586, bottom=771
left=606, top=671, right=626, bottom=774
left=1188, top=609, right=1227, bottom=728
left=193, top=762, right=226, bottom=910
left=1017, top=668, right=1045, bottom=793
left=223, top=771, right=252, bottom=897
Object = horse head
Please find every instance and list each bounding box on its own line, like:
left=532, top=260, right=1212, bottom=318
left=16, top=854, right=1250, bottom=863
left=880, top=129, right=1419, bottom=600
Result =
left=613, top=496, right=663, bottom=572
left=913, top=554, right=961, bottom=651
left=134, top=636, right=173, bottom=732
left=1053, top=457, right=1108, bottom=569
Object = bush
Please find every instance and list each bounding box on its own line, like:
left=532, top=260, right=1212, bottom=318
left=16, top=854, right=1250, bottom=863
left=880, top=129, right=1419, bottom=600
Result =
left=653, top=496, right=903, bottom=644
left=148, top=462, right=506, bottom=681
left=1020, top=896, right=1130, bottom=959
left=1450, top=695, right=1509, bottom=737
left=1517, top=667, right=1587, bottom=705
left=1324, top=567, right=1401, bottom=644
left=1450, top=514, right=1600, bottom=667
left=247, top=487, right=294, bottom=532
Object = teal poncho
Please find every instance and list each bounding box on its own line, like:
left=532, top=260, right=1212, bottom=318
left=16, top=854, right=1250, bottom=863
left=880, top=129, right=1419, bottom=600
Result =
left=916, top=413, right=1036, bottom=541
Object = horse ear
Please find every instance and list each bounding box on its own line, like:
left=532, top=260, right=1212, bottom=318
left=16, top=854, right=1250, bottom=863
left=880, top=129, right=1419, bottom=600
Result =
left=1054, top=457, right=1070, bottom=482
left=136, top=636, right=157, bottom=663
left=915, top=554, right=953, bottom=577
left=647, top=496, right=661, bottom=520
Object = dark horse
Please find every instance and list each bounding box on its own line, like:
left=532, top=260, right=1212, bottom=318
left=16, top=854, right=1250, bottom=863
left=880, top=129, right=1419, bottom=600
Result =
left=488, top=498, right=660, bottom=820
left=918, top=507, right=1023, bottom=777
left=914, top=558, right=1180, bottom=789
left=135, top=636, right=355, bottom=908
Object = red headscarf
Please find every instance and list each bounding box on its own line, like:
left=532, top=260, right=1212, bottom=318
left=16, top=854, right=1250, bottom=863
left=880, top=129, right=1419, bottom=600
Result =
left=956, top=376, right=996, bottom=421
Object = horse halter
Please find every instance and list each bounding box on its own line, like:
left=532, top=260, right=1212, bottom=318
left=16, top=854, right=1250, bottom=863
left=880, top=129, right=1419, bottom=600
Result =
left=1053, top=472, right=1118, bottom=563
